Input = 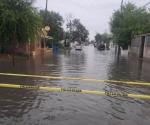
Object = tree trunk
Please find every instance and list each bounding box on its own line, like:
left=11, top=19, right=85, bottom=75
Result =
left=117, top=45, right=121, bottom=56
left=12, top=52, right=15, bottom=66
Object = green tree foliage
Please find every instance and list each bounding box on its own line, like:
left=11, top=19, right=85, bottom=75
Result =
left=67, top=19, right=89, bottom=43
left=95, top=33, right=112, bottom=43
left=0, top=0, right=41, bottom=52
left=95, top=33, right=102, bottom=43
left=39, top=10, right=64, bottom=42
left=110, top=2, right=150, bottom=49
left=101, top=33, right=112, bottom=43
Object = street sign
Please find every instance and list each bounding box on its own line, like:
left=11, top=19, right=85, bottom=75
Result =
left=45, top=26, right=50, bottom=32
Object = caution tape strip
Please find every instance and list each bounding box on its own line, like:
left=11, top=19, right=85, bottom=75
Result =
left=0, top=83, right=150, bottom=100
left=0, top=72, right=150, bottom=86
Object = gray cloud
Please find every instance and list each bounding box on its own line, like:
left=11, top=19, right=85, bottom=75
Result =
left=34, top=0, right=150, bottom=39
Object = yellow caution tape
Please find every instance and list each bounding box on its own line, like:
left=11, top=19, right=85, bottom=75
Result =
left=0, top=83, right=150, bottom=100
left=0, top=72, right=150, bottom=86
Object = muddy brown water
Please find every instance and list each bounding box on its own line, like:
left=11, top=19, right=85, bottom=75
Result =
left=0, top=46, right=150, bottom=125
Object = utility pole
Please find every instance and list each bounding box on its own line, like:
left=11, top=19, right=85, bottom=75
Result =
left=69, top=20, right=72, bottom=43
left=121, top=0, right=124, bottom=10
left=117, top=0, right=124, bottom=56
left=43, top=0, right=48, bottom=25
left=45, top=0, right=48, bottom=11
left=66, top=20, right=72, bottom=42
left=43, top=0, right=48, bottom=49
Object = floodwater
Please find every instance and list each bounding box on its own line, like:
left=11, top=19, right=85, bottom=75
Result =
left=0, top=45, right=150, bottom=125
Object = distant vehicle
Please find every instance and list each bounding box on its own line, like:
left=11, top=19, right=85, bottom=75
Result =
left=98, top=44, right=105, bottom=50
left=94, top=43, right=97, bottom=48
left=75, top=44, right=82, bottom=51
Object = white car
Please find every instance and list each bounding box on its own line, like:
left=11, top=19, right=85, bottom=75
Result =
left=75, top=45, right=82, bottom=51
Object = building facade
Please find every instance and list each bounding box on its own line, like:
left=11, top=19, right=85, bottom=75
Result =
left=130, top=33, right=150, bottom=60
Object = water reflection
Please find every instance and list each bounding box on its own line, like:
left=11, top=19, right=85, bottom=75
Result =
left=0, top=46, right=150, bottom=125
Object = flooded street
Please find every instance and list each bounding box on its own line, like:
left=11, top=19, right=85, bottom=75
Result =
left=0, top=45, right=150, bottom=125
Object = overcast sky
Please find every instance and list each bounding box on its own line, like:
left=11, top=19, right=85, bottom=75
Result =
left=34, top=0, right=150, bottom=40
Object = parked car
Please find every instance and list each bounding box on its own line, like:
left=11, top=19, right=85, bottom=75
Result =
left=75, top=44, right=82, bottom=51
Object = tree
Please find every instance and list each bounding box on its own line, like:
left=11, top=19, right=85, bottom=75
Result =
left=95, top=33, right=112, bottom=43
left=95, top=33, right=102, bottom=43
left=110, top=2, right=150, bottom=49
left=66, top=18, right=89, bottom=43
left=39, top=10, right=64, bottom=42
left=101, top=33, right=112, bottom=43
left=0, top=0, right=41, bottom=52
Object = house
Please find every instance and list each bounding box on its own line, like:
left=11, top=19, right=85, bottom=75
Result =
left=130, top=33, right=150, bottom=60
left=17, top=28, right=53, bottom=56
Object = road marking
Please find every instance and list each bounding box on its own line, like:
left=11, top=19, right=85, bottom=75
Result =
left=0, top=83, right=150, bottom=100
left=0, top=72, right=150, bottom=86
